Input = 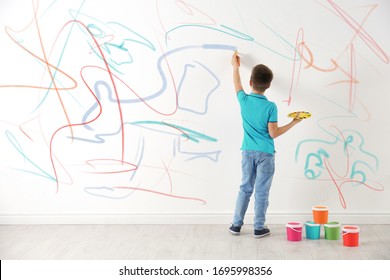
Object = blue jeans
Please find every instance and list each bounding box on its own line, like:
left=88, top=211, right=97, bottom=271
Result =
left=232, top=151, right=275, bottom=230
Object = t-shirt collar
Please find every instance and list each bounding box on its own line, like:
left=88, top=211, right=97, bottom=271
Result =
left=250, top=93, right=267, bottom=99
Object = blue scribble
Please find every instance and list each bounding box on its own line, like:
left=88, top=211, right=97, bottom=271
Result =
left=5, top=130, right=56, bottom=181
left=177, top=60, right=220, bottom=115
left=84, top=186, right=135, bottom=199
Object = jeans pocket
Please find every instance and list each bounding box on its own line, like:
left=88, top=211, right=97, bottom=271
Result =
left=258, top=153, right=275, bottom=174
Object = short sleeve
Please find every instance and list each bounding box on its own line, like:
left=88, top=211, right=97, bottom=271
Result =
left=269, top=103, right=278, bottom=123
left=236, top=90, right=246, bottom=103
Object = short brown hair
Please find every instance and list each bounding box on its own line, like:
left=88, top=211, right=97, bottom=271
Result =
left=251, top=64, right=273, bottom=92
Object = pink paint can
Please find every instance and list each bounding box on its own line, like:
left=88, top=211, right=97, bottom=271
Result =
left=286, top=222, right=303, bottom=241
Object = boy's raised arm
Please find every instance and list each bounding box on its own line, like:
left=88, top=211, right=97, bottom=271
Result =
left=232, top=51, right=243, bottom=94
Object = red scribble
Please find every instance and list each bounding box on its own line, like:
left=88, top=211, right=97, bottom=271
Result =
left=284, top=28, right=304, bottom=105
left=297, top=39, right=360, bottom=112
left=155, top=0, right=169, bottom=39
left=327, top=0, right=389, bottom=64
left=80, top=65, right=179, bottom=117
left=2, top=30, right=78, bottom=91
left=19, top=116, right=40, bottom=141
left=114, top=185, right=206, bottom=204
left=330, top=3, right=378, bottom=62
left=288, top=27, right=360, bottom=110
left=327, top=126, right=351, bottom=179
left=157, top=38, right=180, bottom=115
left=31, top=0, right=76, bottom=140
left=8, top=2, right=180, bottom=192
left=160, top=158, right=174, bottom=194
left=1, top=1, right=77, bottom=92
left=1, top=1, right=85, bottom=189
left=47, top=20, right=112, bottom=192
left=6, top=12, right=134, bottom=191
left=291, top=1, right=389, bottom=111
left=348, top=43, right=357, bottom=111
left=84, top=159, right=138, bottom=174
left=321, top=127, right=384, bottom=208
left=49, top=25, right=179, bottom=191
left=323, top=44, right=358, bottom=111
left=88, top=34, right=115, bottom=54
left=323, top=157, right=383, bottom=209
left=175, top=0, right=217, bottom=25
left=111, top=155, right=206, bottom=204
left=298, top=42, right=338, bottom=72
left=156, top=0, right=217, bottom=40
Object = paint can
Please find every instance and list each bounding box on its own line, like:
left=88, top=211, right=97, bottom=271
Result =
left=305, top=221, right=321, bottom=240
left=286, top=222, right=303, bottom=241
left=324, top=221, right=341, bottom=240
left=342, top=225, right=360, bottom=247
left=312, top=205, right=329, bottom=224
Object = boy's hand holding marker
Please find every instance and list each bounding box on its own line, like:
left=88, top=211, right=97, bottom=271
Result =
left=232, top=50, right=240, bottom=67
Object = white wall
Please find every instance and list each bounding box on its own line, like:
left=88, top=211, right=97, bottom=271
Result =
left=1, top=0, right=389, bottom=224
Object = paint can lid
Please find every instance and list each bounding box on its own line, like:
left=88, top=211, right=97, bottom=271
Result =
left=312, top=205, right=329, bottom=211
left=342, top=225, right=360, bottom=233
left=324, top=221, right=340, bottom=228
left=305, top=221, right=320, bottom=226
left=286, top=221, right=303, bottom=228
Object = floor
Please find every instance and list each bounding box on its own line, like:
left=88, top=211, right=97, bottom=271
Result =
left=0, top=224, right=389, bottom=259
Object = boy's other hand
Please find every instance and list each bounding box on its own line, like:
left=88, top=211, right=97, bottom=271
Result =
left=293, top=112, right=303, bottom=123
left=231, top=51, right=241, bottom=68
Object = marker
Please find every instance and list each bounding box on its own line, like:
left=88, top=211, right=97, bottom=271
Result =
left=234, top=50, right=240, bottom=66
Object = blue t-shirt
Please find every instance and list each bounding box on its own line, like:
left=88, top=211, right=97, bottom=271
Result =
left=237, top=90, right=278, bottom=154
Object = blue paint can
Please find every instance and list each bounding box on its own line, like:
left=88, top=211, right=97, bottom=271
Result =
left=305, top=221, right=321, bottom=240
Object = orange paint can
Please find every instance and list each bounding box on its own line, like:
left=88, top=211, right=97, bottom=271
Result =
left=312, top=205, right=329, bottom=224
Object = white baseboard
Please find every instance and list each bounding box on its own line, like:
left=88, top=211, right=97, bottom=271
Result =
left=0, top=213, right=389, bottom=224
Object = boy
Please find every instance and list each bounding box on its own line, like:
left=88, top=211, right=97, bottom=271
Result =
left=229, top=51, right=302, bottom=238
